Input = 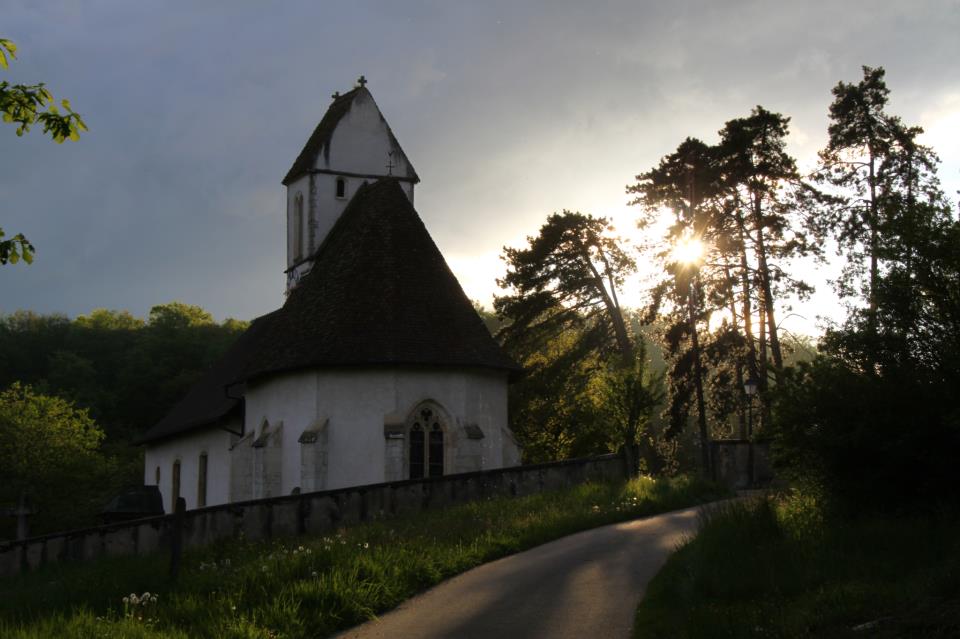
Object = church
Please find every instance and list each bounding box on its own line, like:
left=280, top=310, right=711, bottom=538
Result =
left=139, top=78, right=522, bottom=513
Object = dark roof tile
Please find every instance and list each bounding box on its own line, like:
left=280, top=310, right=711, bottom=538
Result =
left=233, top=178, right=519, bottom=382
left=143, top=179, right=518, bottom=443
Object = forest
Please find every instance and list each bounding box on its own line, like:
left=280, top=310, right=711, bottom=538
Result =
left=2, top=65, right=958, bottom=537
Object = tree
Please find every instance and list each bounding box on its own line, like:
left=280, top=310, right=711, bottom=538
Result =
left=771, top=68, right=960, bottom=515
left=0, top=38, right=87, bottom=265
left=716, top=106, right=814, bottom=380
left=596, top=340, right=665, bottom=473
left=147, top=301, right=216, bottom=329
left=630, top=138, right=720, bottom=473
left=813, top=68, right=939, bottom=329
left=496, top=212, right=650, bottom=467
left=496, top=211, right=635, bottom=359
left=630, top=109, right=815, bottom=476
left=0, top=383, right=115, bottom=535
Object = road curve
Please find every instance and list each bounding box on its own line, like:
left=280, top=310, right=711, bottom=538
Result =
left=334, top=504, right=710, bottom=639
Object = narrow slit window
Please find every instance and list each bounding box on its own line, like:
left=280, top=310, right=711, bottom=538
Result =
left=197, top=453, right=208, bottom=508
left=336, top=178, right=346, bottom=199
left=172, top=459, right=181, bottom=508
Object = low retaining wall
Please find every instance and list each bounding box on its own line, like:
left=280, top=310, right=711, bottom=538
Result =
left=710, top=439, right=773, bottom=489
left=0, top=453, right=625, bottom=578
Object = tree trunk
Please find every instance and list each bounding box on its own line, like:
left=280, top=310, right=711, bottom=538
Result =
left=737, top=213, right=760, bottom=385
left=582, top=245, right=632, bottom=358
left=688, top=276, right=711, bottom=476
left=724, top=265, right=747, bottom=439
left=752, top=193, right=784, bottom=377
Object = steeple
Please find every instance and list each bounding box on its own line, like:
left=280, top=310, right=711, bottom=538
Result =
left=283, top=77, right=419, bottom=292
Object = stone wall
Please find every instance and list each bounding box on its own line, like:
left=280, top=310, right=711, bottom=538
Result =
left=0, top=453, right=625, bottom=579
left=710, top=439, right=773, bottom=489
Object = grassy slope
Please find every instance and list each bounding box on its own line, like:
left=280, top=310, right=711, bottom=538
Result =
left=634, top=494, right=960, bottom=638
left=1, top=475, right=726, bottom=639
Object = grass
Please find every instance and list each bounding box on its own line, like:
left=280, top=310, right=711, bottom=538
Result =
left=0, top=475, right=726, bottom=639
left=633, top=491, right=960, bottom=638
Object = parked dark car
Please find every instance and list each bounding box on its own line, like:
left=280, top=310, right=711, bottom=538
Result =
left=99, top=485, right=165, bottom=524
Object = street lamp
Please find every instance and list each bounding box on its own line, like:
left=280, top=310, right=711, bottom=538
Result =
left=743, top=376, right=759, bottom=487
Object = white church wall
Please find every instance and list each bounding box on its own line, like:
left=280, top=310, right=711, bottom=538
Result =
left=252, top=421, right=283, bottom=499
left=317, top=91, right=414, bottom=178
left=143, top=423, right=235, bottom=513
left=229, top=431, right=254, bottom=502
left=244, top=372, right=318, bottom=497
left=243, top=367, right=513, bottom=495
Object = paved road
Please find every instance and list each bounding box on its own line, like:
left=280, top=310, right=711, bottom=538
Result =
left=335, top=504, right=711, bottom=639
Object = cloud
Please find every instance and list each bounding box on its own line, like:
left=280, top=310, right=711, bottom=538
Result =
left=1, top=0, right=957, bottom=328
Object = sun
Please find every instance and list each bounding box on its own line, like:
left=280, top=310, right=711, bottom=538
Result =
left=671, top=237, right=705, bottom=265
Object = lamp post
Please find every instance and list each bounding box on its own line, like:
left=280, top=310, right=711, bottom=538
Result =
left=743, top=376, right=759, bottom=486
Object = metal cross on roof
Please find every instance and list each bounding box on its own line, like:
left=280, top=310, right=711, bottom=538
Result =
left=357, top=75, right=368, bottom=87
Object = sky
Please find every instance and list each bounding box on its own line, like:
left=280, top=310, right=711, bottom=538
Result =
left=2, top=1, right=958, bottom=338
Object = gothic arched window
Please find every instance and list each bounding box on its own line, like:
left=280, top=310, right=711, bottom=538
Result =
left=409, top=423, right=425, bottom=479
left=407, top=403, right=445, bottom=479
left=336, top=177, right=347, bottom=199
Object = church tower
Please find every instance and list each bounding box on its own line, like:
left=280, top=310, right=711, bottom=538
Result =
left=282, top=76, right=419, bottom=291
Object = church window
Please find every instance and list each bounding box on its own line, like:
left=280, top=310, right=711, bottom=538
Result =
left=407, top=404, right=446, bottom=479
left=429, top=424, right=444, bottom=477
left=293, top=193, right=304, bottom=261
left=172, top=459, right=181, bottom=508
left=409, top=424, right=425, bottom=479
left=336, top=177, right=347, bottom=199
left=197, top=452, right=208, bottom=508
left=155, top=466, right=160, bottom=485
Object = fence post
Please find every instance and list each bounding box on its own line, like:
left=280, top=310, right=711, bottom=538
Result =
left=169, top=497, right=185, bottom=580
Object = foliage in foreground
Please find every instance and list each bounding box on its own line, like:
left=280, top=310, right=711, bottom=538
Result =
left=634, top=494, right=960, bottom=638
left=0, top=475, right=727, bottom=639
left=1, top=37, right=87, bottom=266
left=0, top=383, right=119, bottom=537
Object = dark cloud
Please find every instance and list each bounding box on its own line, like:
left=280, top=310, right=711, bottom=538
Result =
left=1, top=1, right=957, bottom=320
